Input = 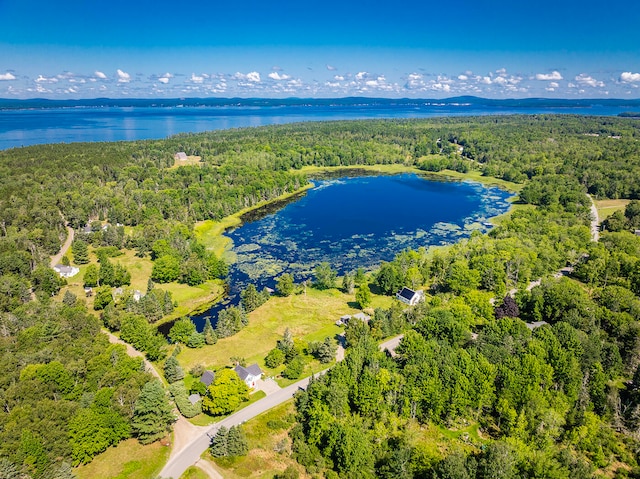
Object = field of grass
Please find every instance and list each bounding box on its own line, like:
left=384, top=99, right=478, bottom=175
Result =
left=177, top=286, right=393, bottom=372
left=210, top=400, right=307, bottom=479
left=595, top=198, right=630, bottom=221
left=169, top=155, right=202, bottom=169
left=74, top=439, right=170, bottom=479
left=179, top=466, right=209, bottom=479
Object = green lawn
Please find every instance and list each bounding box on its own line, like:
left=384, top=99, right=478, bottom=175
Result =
left=179, top=466, right=209, bottom=479
left=210, top=400, right=306, bottom=479
left=74, top=439, right=170, bottom=479
left=595, top=198, right=630, bottom=221
left=177, top=286, right=390, bottom=372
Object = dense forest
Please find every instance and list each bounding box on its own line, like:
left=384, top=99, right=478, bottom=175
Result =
left=2, top=115, right=640, bottom=477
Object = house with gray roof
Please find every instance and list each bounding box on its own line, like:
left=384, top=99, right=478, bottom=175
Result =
left=200, top=370, right=215, bottom=388
left=234, top=363, right=263, bottom=389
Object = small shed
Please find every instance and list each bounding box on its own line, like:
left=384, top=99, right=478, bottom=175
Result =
left=234, top=363, right=263, bottom=389
left=188, top=393, right=201, bottom=405
left=174, top=152, right=188, bottom=161
left=396, top=287, right=424, bottom=306
left=200, top=370, right=215, bottom=387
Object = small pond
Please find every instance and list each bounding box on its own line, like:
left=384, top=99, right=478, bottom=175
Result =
left=186, top=172, right=513, bottom=330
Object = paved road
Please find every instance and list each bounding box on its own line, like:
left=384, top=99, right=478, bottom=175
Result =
left=159, top=333, right=405, bottom=479
left=160, top=376, right=314, bottom=479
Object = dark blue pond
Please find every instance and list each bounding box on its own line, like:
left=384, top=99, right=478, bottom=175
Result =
left=187, top=173, right=513, bottom=330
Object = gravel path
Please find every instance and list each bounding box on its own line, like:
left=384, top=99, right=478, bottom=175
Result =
left=50, top=225, right=74, bottom=267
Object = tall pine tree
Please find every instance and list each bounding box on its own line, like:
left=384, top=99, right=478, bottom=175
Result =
left=131, top=380, right=175, bottom=444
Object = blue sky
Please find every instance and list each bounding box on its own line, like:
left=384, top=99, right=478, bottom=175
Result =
left=1, top=0, right=639, bottom=99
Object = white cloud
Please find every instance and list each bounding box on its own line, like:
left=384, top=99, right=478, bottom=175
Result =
left=431, top=83, right=451, bottom=92
left=0, top=72, right=16, bottom=81
left=535, top=71, right=563, bottom=81
left=246, top=71, right=261, bottom=82
left=549, top=82, right=559, bottom=88
left=334, top=75, right=345, bottom=81
left=621, top=72, right=640, bottom=83
left=355, top=71, right=368, bottom=80
left=35, top=75, right=58, bottom=83
left=326, top=65, right=337, bottom=71
left=157, top=73, right=172, bottom=84
left=116, top=69, right=131, bottom=83
left=94, top=71, right=107, bottom=79
left=233, top=71, right=261, bottom=83
left=268, top=72, right=291, bottom=81
left=458, top=74, right=469, bottom=81
left=575, top=73, right=604, bottom=88
left=190, top=73, right=204, bottom=83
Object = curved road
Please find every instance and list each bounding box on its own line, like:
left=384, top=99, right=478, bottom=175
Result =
left=159, top=334, right=404, bottom=479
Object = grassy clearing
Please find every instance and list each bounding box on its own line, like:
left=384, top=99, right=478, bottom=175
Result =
left=595, top=198, right=630, bottom=220
left=169, top=155, right=202, bottom=169
left=110, top=250, right=226, bottom=323
left=210, top=400, right=307, bottom=479
left=74, top=439, right=169, bottom=479
left=177, top=286, right=391, bottom=371
left=179, top=466, right=209, bottom=479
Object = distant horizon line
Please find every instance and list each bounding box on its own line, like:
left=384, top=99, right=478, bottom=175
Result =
left=2, top=95, right=640, bottom=110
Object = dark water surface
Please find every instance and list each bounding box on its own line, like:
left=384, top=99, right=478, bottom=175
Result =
left=184, top=173, right=512, bottom=331
left=1, top=98, right=638, bottom=150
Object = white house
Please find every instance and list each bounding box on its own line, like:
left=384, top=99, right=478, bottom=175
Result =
left=53, top=264, right=79, bottom=278
left=396, top=287, right=424, bottom=306
left=234, top=363, right=263, bottom=389
left=174, top=152, right=188, bottom=161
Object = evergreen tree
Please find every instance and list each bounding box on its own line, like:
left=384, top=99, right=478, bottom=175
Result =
left=210, top=426, right=228, bottom=458
left=163, top=356, right=185, bottom=383
left=227, top=425, right=249, bottom=456
left=62, top=290, right=77, bottom=306
left=276, top=273, right=295, bottom=296
left=83, top=264, right=98, bottom=287
left=342, top=273, right=355, bottom=294
left=71, top=239, right=90, bottom=265
left=314, top=262, right=337, bottom=290
left=131, top=380, right=175, bottom=445
left=355, top=283, right=372, bottom=309
left=203, top=317, right=217, bottom=345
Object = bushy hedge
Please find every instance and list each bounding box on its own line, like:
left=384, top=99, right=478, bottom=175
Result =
left=169, top=382, right=202, bottom=418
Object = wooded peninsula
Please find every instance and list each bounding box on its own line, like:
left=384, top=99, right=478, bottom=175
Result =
left=3, top=115, right=640, bottom=479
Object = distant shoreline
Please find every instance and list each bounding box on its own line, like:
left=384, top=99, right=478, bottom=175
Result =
left=2, top=95, right=640, bottom=111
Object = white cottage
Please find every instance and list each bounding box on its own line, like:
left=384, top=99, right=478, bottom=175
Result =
left=234, top=363, right=263, bottom=389
left=396, top=287, right=424, bottom=306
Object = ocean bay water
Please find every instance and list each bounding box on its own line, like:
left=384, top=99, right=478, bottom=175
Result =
left=183, top=173, right=513, bottom=331
left=1, top=97, right=638, bottom=150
